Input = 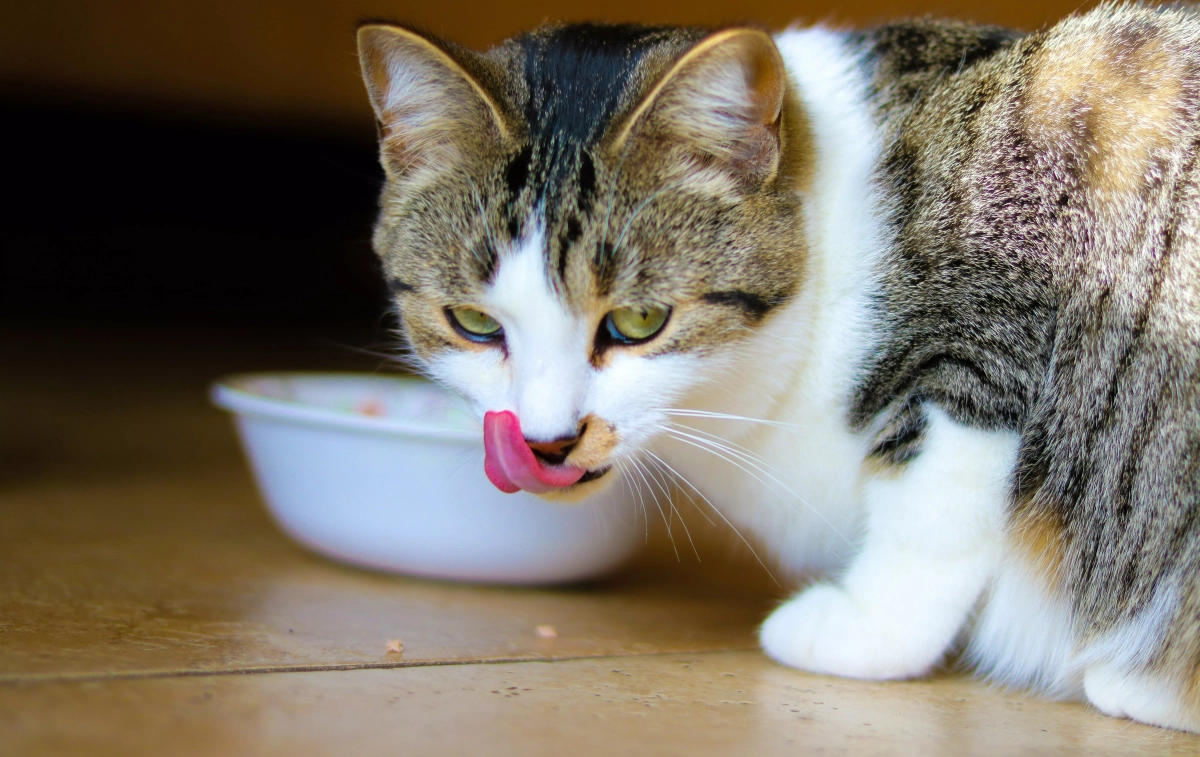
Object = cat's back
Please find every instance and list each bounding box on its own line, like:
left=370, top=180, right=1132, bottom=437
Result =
left=841, top=6, right=1200, bottom=720
left=852, top=4, right=1200, bottom=422
left=858, top=3, right=1200, bottom=696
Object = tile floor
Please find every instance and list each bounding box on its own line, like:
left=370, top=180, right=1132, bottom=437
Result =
left=3, top=328, right=1198, bottom=755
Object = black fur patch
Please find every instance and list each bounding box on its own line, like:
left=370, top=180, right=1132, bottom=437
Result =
left=504, top=145, right=533, bottom=197
left=869, top=397, right=928, bottom=467
left=518, top=24, right=676, bottom=203
left=578, top=151, right=598, bottom=210
left=700, top=290, right=780, bottom=320
left=387, top=278, right=415, bottom=294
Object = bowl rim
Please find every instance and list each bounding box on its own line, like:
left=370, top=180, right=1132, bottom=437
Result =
left=210, top=372, right=480, bottom=444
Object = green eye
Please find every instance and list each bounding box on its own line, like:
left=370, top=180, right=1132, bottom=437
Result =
left=605, top=306, right=670, bottom=344
left=448, top=306, right=502, bottom=341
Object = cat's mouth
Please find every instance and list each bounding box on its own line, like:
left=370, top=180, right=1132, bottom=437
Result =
left=484, top=410, right=614, bottom=495
left=575, top=467, right=611, bottom=485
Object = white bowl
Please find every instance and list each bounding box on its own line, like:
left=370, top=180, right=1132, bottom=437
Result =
left=211, top=373, right=640, bottom=584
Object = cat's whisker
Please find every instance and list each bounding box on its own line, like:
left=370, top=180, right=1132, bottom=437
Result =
left=663, top=423, right=799, bottom=492
left=641, top=455, right=677, bottom=533
left=642, top=452, right=702, bottom=561
left=623, top=459, right=651, bottom=543
left=641, top=448, right=779, bottom=585
left=669, top=421, right=793, bottom=469
left=644, top=449, right=716, bottom=528
left=658, top=424, right=852, bottom=547
left=629, top=455, right=680, bottom=560
left=660, top=408, right=808, bottom=432
left=614, top=459, right=650, bottom=543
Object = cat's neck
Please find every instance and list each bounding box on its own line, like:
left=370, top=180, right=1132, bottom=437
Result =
left=655, top=30, right=888, bottom=573
left=680, top=28, right=886, bottom=434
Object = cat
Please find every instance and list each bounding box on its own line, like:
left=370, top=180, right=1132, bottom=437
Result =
left=356, top=4, right=1200, bottom=733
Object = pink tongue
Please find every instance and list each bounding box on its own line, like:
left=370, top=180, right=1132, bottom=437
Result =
left=483, top=410, right=586, bottom=494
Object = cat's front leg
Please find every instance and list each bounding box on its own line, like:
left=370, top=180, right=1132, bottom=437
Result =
left=760, top=406, right=1020, bottom=680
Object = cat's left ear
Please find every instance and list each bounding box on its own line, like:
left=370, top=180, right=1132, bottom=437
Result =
left=612, top=29, right=787, bottom=184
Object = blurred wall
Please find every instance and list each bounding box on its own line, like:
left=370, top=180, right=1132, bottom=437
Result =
left=0, top=0, right=1102, bottom=333
left=2, top=0, right=1100, bottom=137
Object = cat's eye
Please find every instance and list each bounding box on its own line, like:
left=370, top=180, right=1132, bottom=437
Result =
left=447, top=306, right=503, bottom=342
left=604, top=306, right=670, bottom=344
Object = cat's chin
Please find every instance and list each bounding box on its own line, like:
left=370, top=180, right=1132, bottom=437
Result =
left=534, top=467, right=614, bottom=504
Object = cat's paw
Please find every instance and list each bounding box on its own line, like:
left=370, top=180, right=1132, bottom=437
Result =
left=1084, top=664, right=1200, bottom=732
left=759, top=583, right=943, bottom=680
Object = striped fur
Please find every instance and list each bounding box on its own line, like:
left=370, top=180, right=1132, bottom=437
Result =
left=358, top=5, right=1200, bottom=732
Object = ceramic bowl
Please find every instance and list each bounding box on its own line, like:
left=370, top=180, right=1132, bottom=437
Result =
left=211, top=373, right=640, bottom=584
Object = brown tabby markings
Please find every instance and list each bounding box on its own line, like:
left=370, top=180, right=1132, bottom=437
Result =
left=856, top=7, right=1200, bottom=709
left=1010, top=504, right=1069, bottom=590
left=1026, top=28, right=1186, bottom=199
left=862, top=397, right=928, bottom=477
left=360, top=5, right=1200, bottom=729
left=360, top=23, right=814, bottom=370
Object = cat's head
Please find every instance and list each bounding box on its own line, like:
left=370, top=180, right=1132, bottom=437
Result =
left=357, top=22, right=811, bottom=500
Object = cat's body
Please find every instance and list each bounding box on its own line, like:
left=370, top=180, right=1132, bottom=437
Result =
left=357, top=4, right=1200, bottom=732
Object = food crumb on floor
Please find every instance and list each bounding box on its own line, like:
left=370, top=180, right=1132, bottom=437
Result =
left=535, top=625, right=557, bottom=638
left=386, top=639, right=403, bottom=654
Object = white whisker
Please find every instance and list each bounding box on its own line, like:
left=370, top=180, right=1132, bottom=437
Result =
left=642, top=448, right=779, bottom=585
left=659, top=424, right=852, bottom=547
left=615, top=459, right=650, bottom=543
left=644, top=450, right=716, bottom=528
left=642, top=452, right=701, bottom=561
left=661, top=408, right=808, bottom=432
left=630, top=455, right=679, bottom=560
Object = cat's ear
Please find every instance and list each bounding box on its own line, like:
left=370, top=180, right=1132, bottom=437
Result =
left=357, top=24, right=508, bottom=177
left=614, top=29, right=786, bottom=184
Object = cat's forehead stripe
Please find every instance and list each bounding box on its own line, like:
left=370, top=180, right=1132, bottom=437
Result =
left=494, top=24, right=705, bottom=292
left=518, top=24, right=676, bottom=191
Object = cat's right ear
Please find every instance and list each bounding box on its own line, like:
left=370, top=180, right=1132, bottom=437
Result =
left=357, top=24, right=508, bottom=178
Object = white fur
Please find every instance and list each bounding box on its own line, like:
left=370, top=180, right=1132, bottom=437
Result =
left=760, top=407, right=1020, bottom=678
left=482, top=227, right=591, bottom=440
left=967, top=558, right=1180, bottom=704
left=1083, top=663, right=1199, bottom=732
left=1076, top=584, right=1194, bottom=730
left=967, top=558, right=1080, bottom=696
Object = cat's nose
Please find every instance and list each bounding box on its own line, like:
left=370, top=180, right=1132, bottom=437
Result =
left=525, top=425, right=584, bottom=466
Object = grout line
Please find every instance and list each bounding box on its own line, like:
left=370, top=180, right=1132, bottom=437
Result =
left=0, top=646, right=759, bottom=687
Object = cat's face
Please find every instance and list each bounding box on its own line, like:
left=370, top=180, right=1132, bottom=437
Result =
left=359, top=23, right=811, bottom=499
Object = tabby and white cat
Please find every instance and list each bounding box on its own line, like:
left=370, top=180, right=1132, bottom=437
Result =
left=357, top=5, right=1200, bottom=732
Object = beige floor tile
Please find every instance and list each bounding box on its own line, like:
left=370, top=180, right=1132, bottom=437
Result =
left=5, top=651, right=1199, bottom=757
left=0, top=474, right=765, bottom=681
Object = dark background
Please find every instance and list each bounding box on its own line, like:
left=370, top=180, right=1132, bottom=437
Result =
left=1, top=0, right=1100, bottom=345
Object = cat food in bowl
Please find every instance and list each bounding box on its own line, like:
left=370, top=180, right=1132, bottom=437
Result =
left=211, top=373, right=640, bottom=584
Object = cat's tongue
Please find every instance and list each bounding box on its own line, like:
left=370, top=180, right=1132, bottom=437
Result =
left=483, top=410, right=586, bottom=494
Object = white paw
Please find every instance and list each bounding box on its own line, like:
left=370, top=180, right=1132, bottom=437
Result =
left=1082, top=664, right=1129, bottom=719
left=1083, top=664, right=1199, bottom=732
left=759, top=583, right=944, bottom=680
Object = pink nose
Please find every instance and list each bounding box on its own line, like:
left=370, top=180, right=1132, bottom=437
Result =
left=482, top=410, right=586, bottom=494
